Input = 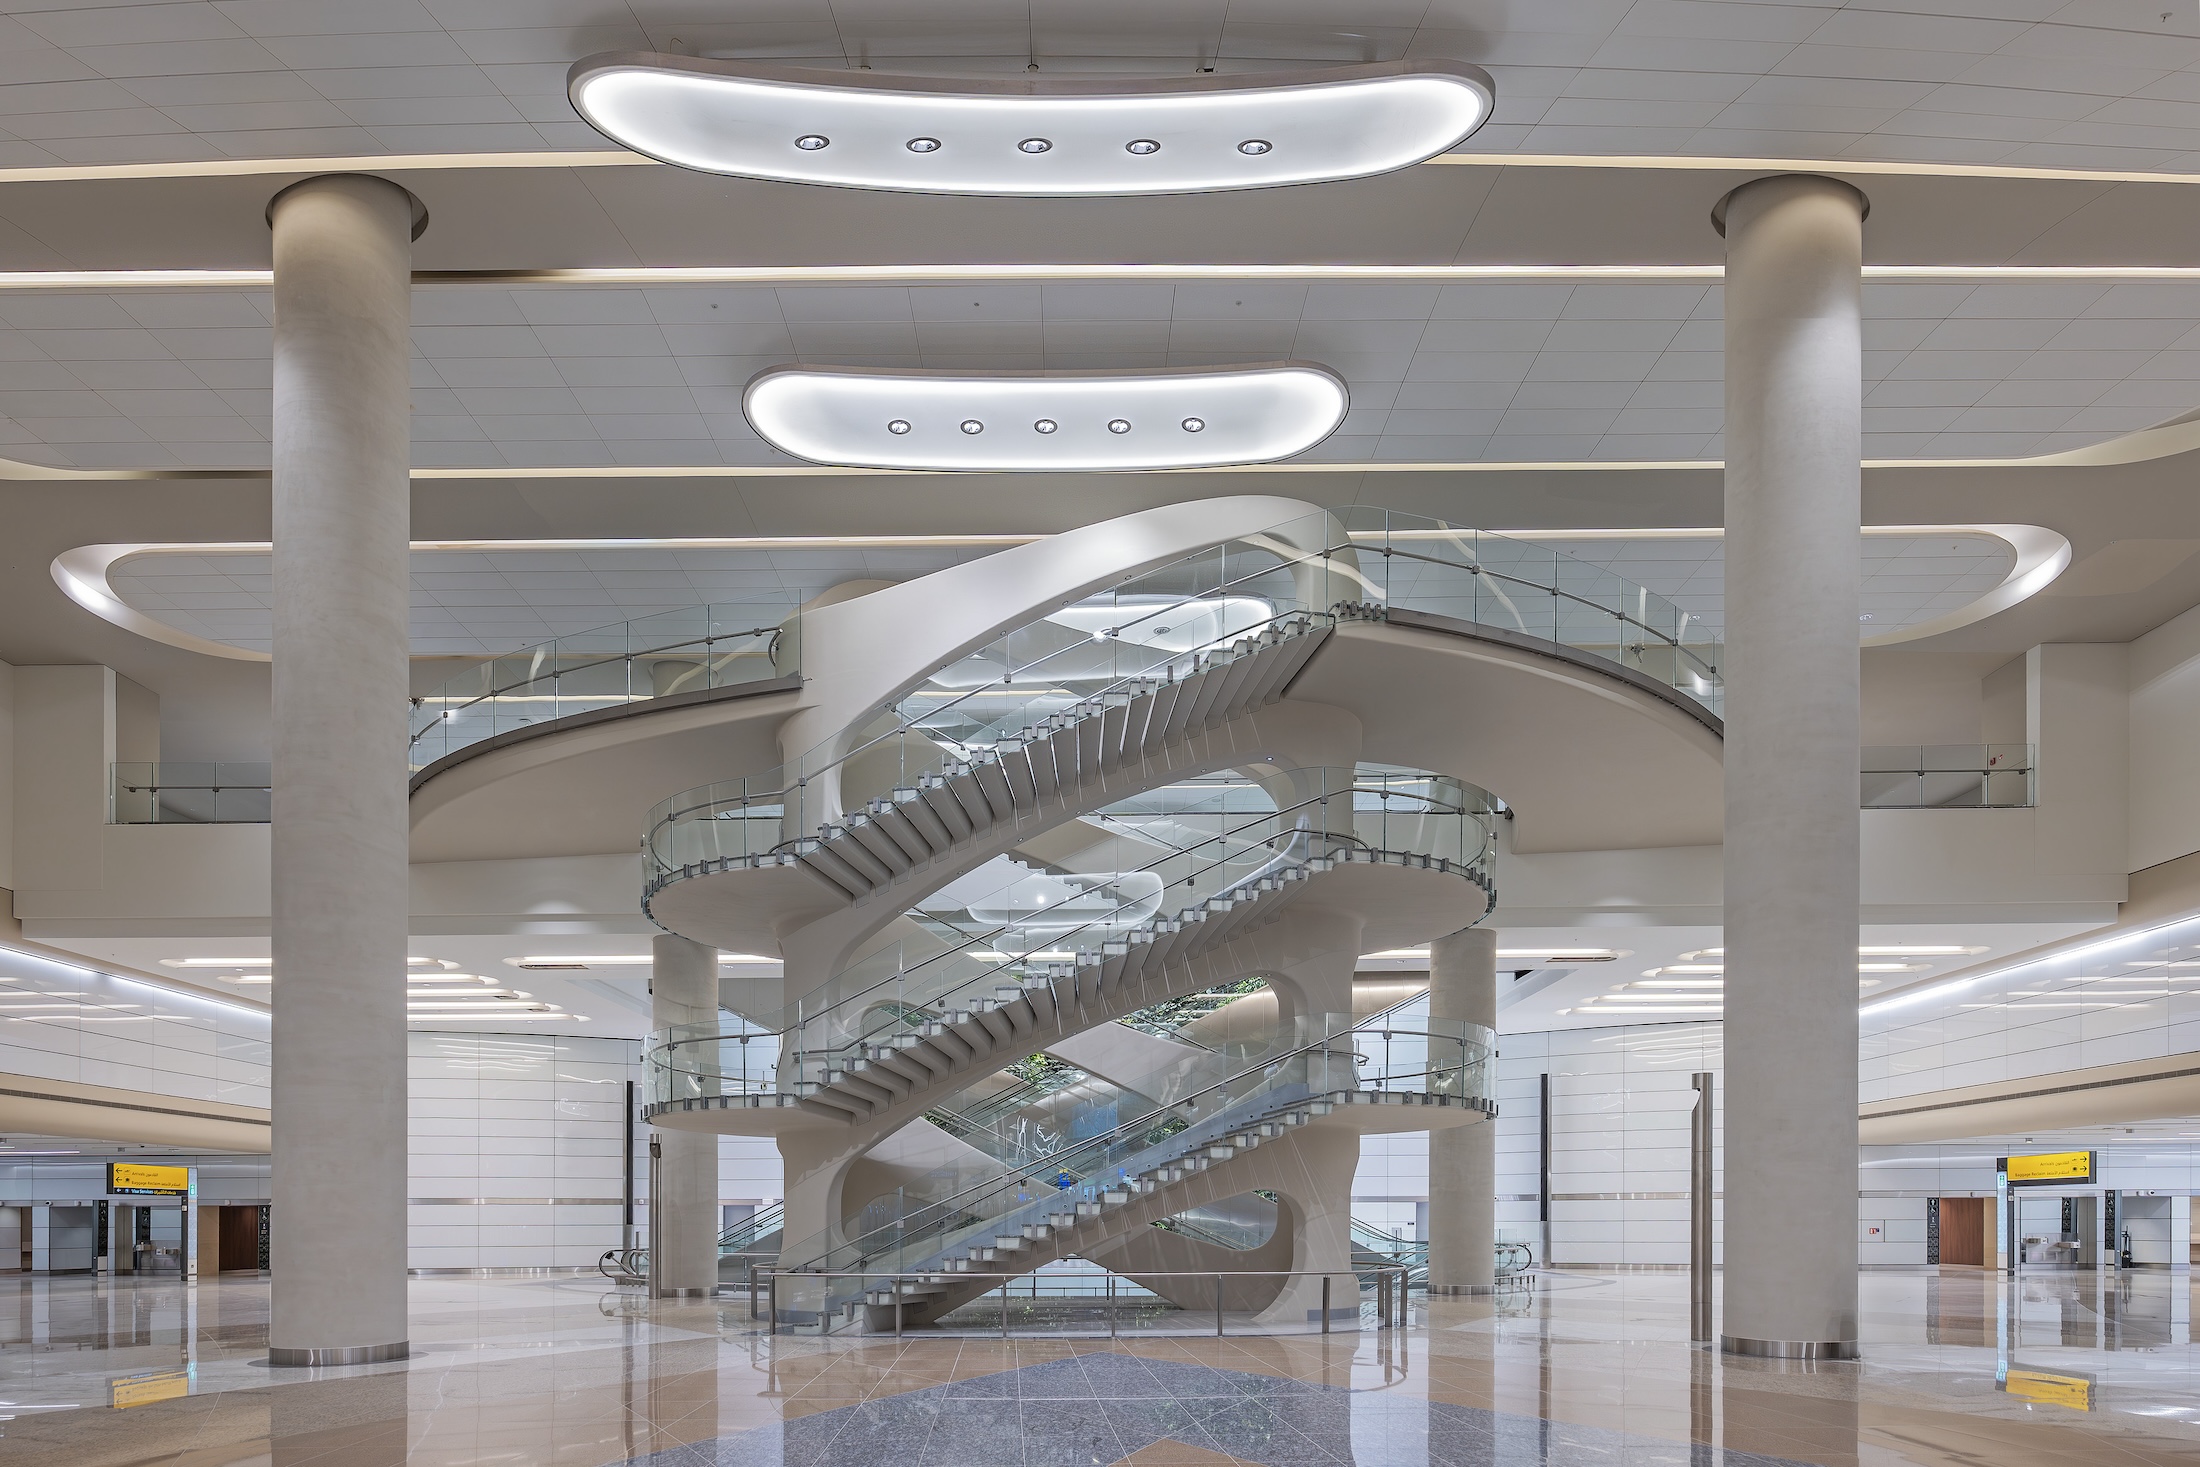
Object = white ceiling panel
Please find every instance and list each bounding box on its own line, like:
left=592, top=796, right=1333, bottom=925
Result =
left=0, top=5, right=2198, bottom=172
left=6, top=277, right=2200, bottom=469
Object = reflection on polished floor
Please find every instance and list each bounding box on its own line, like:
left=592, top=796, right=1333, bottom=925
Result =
left=3, top=1269, right=2198, bottom=1467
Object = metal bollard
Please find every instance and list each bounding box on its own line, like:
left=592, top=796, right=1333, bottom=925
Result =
left=1691, top=1071, right=1713, bottom=1344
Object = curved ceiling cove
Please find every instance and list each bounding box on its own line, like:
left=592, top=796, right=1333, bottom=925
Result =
left=743, top=363, right=1349, bottom=470
left=566, top=56, right=1493, bottom=194
left=60, top=526, right=2067, bottom=664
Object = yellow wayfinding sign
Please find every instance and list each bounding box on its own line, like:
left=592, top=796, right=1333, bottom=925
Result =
left=2006, top=1151, right=2093, bottom=1185
left=109, top=1369, right=190, bottom=1409
left=108, top=1162, right=190, bottom=1195
left=2003, top=1368, right=2093, bottom=1411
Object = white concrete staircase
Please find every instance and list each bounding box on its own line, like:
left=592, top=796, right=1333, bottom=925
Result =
left=643, top=606, right=1365, bottom=911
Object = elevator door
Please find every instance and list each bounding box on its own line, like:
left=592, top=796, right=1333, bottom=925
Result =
left=216, top=1206, right=260, bottom=1272
left=1940, top=1198, right=1988, bottom=1266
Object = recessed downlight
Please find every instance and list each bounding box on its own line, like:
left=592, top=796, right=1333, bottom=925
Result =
left=887, top=418, right=911, bottom=434
left=906, top=136, right=940, bottom=152
left=567, top=57, right=1495, bottom=195
left=1181, top=416, right=1205, bottom=432
left=744, top=362, right=1349, bottom=470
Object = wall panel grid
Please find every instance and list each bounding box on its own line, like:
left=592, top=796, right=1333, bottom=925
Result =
left=403, top=1030, right=784, bottom=1272
left=0, top=946, right=267, bottom=1107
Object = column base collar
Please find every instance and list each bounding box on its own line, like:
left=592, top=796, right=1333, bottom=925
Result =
left=1719, top=1335, right=1859, bottom=1360
left=268, top=1339, right=411, bottom=1367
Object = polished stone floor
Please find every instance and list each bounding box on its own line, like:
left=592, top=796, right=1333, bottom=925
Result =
left=0, top=1268, right=2196, bottom=1466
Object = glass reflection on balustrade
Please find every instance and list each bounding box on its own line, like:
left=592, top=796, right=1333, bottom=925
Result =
left=406, top=603, right=796, bottom=771
left=110, top=763, right=272, bottom=824
left=1860, top=744, right=2035, bottom=808
left=405, top=509, right=1719, bottom=781
left=757, top=1012, right=1492, bottom=1311
left=643, top=766, right=1497, bottom=1104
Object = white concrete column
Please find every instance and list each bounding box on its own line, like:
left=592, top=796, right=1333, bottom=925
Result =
left=1426, top=925, right=1496, bottom=1294
left=1716, top=173, right=1866, bottom=1360
left=266, top=174, right=420, bottom=1368
left=652, top=933, right=720, bottom=1296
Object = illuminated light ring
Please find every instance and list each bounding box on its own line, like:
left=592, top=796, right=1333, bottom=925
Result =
left=566, top=55, right=1494, bottom=195
left=742, top=362, right=1349, bottom=470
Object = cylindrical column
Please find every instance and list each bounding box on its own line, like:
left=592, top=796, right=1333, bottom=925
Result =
left=1426, top=925, right=1496, bottom=1294
left=1716, top=173, right=1866, bottom=1361
left=266, top=174, right=420, bottom=1367
left=651, top=933, right=720, bottom=1297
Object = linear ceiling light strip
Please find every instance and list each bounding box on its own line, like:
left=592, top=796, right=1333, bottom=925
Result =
left=4, top=147, right=2200, bottom=189
left=19, top=264, right=2200, bottom=290
left=0, top=447, right=2170, bottom=484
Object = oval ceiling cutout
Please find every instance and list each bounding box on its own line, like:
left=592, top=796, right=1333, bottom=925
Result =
left=743, top=363, right=1350, bottom=470
left=567, top=56, right=1495, bottom=195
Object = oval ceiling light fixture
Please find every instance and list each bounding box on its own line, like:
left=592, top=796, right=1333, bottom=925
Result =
left=566, top=55, right=1494, bottom=195
left=744, top=362, right=1348, bottom=470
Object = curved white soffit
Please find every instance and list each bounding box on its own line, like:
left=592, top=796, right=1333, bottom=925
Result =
left=62, top=524, right=2066, bottom=662
left=745, top=363, right=1349, bottom=470
left=57, top=535, right=1050, bottom=662
left=1515, top=524, right=2070, bottom=648
left=53, top=542, right=271, bottom=662
left=566, top=56, right=1493, bottom=194
left=1857, top=523, right=2072, bottom=648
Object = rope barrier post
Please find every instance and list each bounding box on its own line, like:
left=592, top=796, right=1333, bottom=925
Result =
left=767, top=1271, right=778, bottom=1337
left=748, top=1262, right=758, bottom=1323
left=1001, top=1275, right=1010, bottom=1339
left=1216, top=1275, right=1224, bottom=1337
left=895, top=1276, right=904, bottom=1338
left=1322, top=1275, right=1331, bottom=1334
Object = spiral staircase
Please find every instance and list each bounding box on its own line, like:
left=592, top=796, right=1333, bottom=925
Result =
left=609, top=497, right=1720, bottom=1333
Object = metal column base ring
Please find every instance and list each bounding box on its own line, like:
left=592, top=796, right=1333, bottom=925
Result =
left=1428, top=1283, right=1502, bottom=1295
left=267, top=1339, right=412, bottom=1367
left=1719, top=1335, right=1859, bottom=1360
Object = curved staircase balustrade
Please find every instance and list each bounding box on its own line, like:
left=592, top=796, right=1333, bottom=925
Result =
left=408, top=603, right=795, bottom=771
left=918, top=987, right=1441, bottom=1174
left=761, top=1016, right=1496, bottom=1337
left=642, top=768, right=1496, bottom=1121
left=407, top=505, right=1720, bottom=777
left=641, top=507, right=1718, bottom=910
left=763, top=1011, right=1492, bottom=1331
